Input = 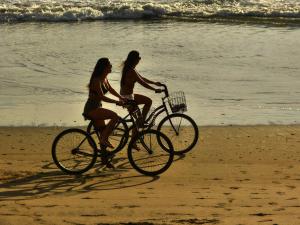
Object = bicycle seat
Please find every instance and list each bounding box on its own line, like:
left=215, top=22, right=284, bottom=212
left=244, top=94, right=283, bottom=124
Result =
left=123, top=99, right=137, bottom=108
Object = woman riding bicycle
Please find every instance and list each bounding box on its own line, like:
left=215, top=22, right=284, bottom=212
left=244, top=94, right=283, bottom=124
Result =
left=120, top=50, right=163, bottom=125
left=83, top=58, right=125, bottom=148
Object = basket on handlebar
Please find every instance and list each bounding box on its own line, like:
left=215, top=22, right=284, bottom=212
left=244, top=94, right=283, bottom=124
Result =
left=167, top=91, right=187, bottom=113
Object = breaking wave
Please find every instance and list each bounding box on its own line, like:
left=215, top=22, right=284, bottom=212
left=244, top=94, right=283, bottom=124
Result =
left=0, top=0, right=299, bottom=23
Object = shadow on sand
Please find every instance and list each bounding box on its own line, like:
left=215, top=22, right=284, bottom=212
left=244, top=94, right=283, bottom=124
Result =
left=0, top=156, right=156, bottom=200
left=0, top=154, right=185, bottom=201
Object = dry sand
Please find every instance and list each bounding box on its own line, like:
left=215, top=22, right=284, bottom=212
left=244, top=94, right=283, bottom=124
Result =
left=0, top=125, right=299, bottom=225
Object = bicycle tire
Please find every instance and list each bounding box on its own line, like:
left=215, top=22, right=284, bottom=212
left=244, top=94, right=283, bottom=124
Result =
left=157, top=113, right=199, bottom=154
left=87, top=118, right=129, bottom=154
left=52, top=128, right=97, bottom=175
left=127, top=129, right=174, bottom=176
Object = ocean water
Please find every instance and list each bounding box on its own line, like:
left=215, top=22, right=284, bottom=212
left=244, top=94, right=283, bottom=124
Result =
left=0, top=0, right=300, bottom=126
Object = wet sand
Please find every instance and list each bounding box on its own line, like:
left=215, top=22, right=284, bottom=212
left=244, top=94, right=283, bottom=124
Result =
left=0, top=125, right=300, bottom=225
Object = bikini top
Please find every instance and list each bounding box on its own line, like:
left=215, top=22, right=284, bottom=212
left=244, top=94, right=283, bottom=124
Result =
left=89, top=83, right=108, bottom=99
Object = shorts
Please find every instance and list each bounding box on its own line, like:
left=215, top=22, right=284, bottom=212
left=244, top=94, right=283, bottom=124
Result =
left=121, top=94, right=134, bottom=100
left=83, top=98, right=102, bottom=120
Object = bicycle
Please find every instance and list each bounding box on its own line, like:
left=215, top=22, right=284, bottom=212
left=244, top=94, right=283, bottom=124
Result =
left=87, top=84, right=199, bottom=155
left=51, top=101, right=174, bottom=176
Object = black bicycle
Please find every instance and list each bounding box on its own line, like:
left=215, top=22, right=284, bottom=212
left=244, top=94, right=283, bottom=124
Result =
left=87, top=84, right=198, bottom=155
left=52, top=101, right=174, bottom=176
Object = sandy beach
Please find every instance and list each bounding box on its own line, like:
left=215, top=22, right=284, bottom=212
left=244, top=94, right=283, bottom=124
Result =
left=0, top=125, right=299, bottom=225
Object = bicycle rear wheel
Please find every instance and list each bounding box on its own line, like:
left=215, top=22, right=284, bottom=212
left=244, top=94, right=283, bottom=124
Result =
left=52, top=128, right=97, bottom=175
left=87, top=119, right=129, bottom=154
left=157, top=113, right=199, bottom=154
left=128, top=130, right=174, bottom=176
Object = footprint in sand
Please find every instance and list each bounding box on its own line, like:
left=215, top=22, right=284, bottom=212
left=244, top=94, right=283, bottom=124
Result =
left=258, top=219, right=273, bottom=223
left=112, top=205, right=123, bottom=209
left=81, top=197, right=92, bottom=199
left=166, top=212, right=193, bottom=216
left=44, top=205, right=58, bottom=208
left=228, top=198, right=234, bottom=203
left=172, top=218, right=220, bottom=224
left=286, top=185, right=296, bottom=189
left=81, top=213, right=106, bottom=217
left=212, top=178, right=222, bottom=181
left=273, top=208, right=285, bottom=211
left=268, top=202, right=278, bottom=206
left=272, top=181, right=281, bottom=184
left=286, top=197, right=298, bottom=200
left=229, top=187, right=240, bottom=190
left=214, top=203, right=226, bottom=208
left=126, top=205, right=140, bottom=208
left=250, top=213, right=272, bottom=217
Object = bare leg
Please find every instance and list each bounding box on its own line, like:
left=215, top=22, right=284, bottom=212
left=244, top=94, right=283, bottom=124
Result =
left=87, top=108, right=118, bottom=145
left=93, top=120, right=105, bottom=131
left=134, top=94, right=152, bottom=122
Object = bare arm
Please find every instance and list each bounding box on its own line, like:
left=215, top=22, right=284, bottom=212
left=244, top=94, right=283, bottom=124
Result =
left=131, top=69, right=157, bottom=91
left=90, top=79, right=120, bottom=104
left=136, top=71, right=162, bottom=86
left=104, top=79, right=124, bottom=99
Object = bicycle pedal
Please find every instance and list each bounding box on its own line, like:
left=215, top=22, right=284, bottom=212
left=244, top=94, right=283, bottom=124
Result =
left=100, top=152, right=114, bottom=163
left=105, top=162, right=115, bottom=169
left=101, top=157, right=115, bottom=169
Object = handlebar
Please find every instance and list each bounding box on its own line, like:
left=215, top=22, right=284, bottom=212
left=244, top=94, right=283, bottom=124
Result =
left=158, top=83, right=169, bottom=98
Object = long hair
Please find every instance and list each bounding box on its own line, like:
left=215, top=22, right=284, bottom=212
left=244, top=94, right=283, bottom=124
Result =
left=88, top=58, right=109, bottom=88
left=121, top=50, right=140, bottom=87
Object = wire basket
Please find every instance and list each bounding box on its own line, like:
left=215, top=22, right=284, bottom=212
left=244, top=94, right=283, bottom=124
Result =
left=167, top=91, right=187, bottom=113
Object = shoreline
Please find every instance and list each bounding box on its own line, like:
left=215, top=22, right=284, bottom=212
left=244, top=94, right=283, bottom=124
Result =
left=1, top=123, right=300, bottom=127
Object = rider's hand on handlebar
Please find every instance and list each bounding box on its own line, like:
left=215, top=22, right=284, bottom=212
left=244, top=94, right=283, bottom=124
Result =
left=155, top=82, right=164, bottom=86
left=119, top=96, right=127, bottom=102
left=116, top=100, right=124, bottom=106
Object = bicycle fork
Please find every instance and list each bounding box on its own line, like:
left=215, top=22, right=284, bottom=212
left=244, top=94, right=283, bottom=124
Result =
left=169, top=117, right=182, bottom=135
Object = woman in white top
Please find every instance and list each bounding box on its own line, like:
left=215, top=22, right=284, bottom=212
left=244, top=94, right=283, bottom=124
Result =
left=120, top=50, right=162, bottom=123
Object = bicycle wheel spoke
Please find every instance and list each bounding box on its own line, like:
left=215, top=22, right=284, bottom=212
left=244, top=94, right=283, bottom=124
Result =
left=86, top=120, right=128, bottom=154
left=128, top=130, right=174, bottom=176
left=52, top=129, right=97, bottom=174
left=157, top=113, right=198, bottom=154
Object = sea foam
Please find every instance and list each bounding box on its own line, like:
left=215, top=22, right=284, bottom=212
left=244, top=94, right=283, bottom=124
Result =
left=0, top=0, right=299, bottom=22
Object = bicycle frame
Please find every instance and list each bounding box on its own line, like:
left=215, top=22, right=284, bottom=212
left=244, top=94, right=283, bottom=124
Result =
left=145, top=99, right=169, bottom=127
left=120, top=99, right=168, bottom=132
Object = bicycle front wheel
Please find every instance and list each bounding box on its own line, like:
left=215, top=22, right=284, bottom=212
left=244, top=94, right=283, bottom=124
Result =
left=157, top=113, right=199, bottom=154
left=52, top=128, right=97, bottom=175
left=128, top=130, right=174, bottom=176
